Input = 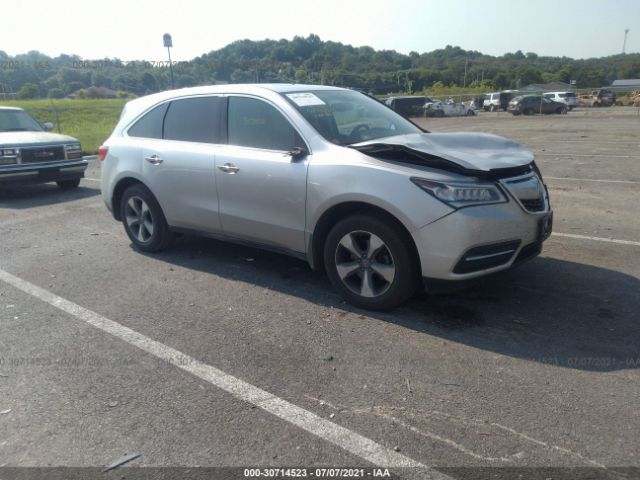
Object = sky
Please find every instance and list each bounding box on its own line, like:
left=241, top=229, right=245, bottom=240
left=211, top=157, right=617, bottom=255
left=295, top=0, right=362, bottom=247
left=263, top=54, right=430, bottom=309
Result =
left=3, top=0, right=638, bottom=61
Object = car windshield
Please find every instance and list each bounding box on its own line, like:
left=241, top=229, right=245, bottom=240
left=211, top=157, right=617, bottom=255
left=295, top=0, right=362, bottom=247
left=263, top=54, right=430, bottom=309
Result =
left=282, top=90, right=421, bottom=145
left=0, top=109, right=44, bottom=132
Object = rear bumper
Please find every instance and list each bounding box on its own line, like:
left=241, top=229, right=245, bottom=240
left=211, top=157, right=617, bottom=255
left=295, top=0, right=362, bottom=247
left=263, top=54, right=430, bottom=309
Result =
left=412, top=201, right=552, bottom=281
left=0, top=159, right=88, bottom=185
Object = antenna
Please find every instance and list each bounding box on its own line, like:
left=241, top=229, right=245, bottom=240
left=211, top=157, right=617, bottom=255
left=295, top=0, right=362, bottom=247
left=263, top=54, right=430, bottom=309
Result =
left=622, top=28, right=630, bottom=54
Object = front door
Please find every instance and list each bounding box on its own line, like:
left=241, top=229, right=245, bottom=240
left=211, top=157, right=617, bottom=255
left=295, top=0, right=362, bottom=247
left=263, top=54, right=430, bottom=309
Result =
left=215, top=96, right=309, bottom=253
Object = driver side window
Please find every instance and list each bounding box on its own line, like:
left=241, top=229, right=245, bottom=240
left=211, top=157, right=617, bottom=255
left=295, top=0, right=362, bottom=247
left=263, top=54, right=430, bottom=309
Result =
left=228, top=97, right=303, bottom=151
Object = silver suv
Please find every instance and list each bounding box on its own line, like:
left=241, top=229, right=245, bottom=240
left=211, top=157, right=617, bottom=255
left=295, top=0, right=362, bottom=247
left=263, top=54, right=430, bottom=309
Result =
left=100, top=84, right=552, bottom=310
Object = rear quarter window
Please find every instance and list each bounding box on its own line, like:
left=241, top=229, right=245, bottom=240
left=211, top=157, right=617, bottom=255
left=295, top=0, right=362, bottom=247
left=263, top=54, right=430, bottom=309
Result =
left=127, top=103, right=169, bottom=139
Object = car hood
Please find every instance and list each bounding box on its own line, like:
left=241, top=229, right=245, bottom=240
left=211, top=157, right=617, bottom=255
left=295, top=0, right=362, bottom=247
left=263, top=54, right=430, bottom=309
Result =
left=353, top=132, right=534, bottom=172
left=0, top=131, right=79, bottom=147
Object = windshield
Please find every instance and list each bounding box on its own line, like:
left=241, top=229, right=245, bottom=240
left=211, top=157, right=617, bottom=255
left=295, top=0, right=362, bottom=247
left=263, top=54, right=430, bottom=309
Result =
left=282, top=90, right=421, bottom=145
left=0, top=109, right=44, bottom=132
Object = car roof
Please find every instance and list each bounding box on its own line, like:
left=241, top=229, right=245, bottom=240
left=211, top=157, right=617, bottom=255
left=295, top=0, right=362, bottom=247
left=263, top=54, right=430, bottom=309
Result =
left=115, top=83, right=350, bottom=136
left=123, top=83, right=346, bottom=114
left=0, top=106, right=24, bottom=111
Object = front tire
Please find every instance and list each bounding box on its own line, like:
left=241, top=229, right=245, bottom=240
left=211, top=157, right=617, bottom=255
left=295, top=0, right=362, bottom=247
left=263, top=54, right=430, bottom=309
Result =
left=56, top=178, right=81, bottom=189
left=323, top=214, right=419, bottom=310
left=120, top=184, right=173, bottom=252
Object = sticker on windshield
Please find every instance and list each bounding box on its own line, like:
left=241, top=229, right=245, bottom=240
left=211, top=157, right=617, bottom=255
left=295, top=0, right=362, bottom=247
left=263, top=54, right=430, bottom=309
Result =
left=286, top=92, right=326, bottom=107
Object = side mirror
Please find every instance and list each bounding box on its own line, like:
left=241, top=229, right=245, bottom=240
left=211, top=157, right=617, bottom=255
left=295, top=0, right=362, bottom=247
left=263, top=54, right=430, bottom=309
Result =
left=285, top=146, right=309, bottom=161
left=43, top=122, right=54, bottom=132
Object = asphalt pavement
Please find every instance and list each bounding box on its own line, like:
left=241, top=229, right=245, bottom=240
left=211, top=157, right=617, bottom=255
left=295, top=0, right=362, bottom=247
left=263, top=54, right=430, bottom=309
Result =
left=1, top=107, right=639, bottom=480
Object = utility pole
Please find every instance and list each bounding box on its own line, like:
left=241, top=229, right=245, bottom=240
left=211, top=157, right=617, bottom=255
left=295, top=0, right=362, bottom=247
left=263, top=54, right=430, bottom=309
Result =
left=463, top=58, right=468, bottom=88
left=622, top=29, right=630, bottom=54
left=163, top=33, right=175, bottom=89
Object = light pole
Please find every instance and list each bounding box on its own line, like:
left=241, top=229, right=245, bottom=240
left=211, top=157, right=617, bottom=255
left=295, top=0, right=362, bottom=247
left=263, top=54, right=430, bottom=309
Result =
left=163, top=33, right=175, bottom=89
left=622, top=29, right=630, bottom=54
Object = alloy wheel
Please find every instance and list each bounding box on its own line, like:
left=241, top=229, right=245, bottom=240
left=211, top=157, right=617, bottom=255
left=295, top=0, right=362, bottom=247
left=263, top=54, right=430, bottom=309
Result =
left=334, top=230, right=396, bottom=298
left=124, top=196, right=154, bottom=243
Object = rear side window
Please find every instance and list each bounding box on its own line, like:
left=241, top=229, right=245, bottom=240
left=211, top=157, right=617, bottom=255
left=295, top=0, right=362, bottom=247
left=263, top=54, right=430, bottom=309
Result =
left=228, top=96, right=301, bottom=151
left=128, top=103, right=169, bottom=139
left=163, top=96, right=223, bottom=143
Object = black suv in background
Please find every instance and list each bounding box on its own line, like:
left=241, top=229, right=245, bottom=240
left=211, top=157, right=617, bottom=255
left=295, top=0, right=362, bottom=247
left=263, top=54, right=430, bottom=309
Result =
left=384, top=96, right=432, bottom=117
left=508, top=95, right=568, bottom=115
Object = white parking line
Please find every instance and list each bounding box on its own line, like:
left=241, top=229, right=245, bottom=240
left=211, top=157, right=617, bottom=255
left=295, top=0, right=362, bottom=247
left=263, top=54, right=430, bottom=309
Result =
left=0, top=267, right=449, bottom=478
left=83, top=178, right=101, bottom=182
left=546, top=176, right=640, bottom=185
left=552, top=232, right=640, bottom=247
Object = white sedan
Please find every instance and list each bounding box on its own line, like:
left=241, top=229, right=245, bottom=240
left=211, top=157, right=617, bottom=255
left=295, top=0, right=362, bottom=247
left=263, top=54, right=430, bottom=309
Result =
left=424, top=100, right=476, bottom=117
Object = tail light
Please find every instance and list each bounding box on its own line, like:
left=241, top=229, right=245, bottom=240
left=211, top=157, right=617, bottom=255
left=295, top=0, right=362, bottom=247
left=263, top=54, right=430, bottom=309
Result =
left=98, top=145, right=109, bottom=161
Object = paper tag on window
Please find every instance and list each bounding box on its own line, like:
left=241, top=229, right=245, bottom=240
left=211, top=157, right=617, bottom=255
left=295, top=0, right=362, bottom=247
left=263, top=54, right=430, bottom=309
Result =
left=286, top=92, right=326, bottom=107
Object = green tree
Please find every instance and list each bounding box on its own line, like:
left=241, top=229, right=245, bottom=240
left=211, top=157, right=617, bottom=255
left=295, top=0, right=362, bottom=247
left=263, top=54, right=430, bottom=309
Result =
left=48, top=87, right=65, bottom=98
left=17, top=83, right=39, bottom=99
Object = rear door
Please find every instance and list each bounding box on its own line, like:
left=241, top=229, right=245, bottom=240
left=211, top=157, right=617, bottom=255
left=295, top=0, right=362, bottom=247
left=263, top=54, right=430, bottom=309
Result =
left=215, top=95, right=309, bottom=253
left=140, top=95, right=224, bottom=232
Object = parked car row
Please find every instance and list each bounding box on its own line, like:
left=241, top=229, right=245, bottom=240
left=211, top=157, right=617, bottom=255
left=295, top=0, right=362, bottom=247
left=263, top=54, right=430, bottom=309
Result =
left=385, top=95, right=477, bottom=118
left=384, top=90, right=579, bottom=117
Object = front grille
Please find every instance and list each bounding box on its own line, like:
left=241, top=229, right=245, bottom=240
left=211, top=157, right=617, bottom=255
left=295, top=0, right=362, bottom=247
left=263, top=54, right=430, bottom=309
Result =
left=453, top=240, right=521, bottom=274
left=521, top=198, right=545, bottom=212
left=500, top=173, right=547, bottom=213
left=19, top=146, right=65, bottom=164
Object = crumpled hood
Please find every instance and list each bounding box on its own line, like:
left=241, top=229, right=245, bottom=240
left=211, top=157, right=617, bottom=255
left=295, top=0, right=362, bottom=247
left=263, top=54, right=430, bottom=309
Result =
left=0, top=131, right=79, bottom=147
left=355, top=132, right=534, bottom=171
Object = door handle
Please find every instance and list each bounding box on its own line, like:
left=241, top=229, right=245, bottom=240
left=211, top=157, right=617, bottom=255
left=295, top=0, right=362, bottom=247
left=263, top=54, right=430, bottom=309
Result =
left=218, top=163, right=239, bottom=174
left=144, top=154, right=163, bottom=165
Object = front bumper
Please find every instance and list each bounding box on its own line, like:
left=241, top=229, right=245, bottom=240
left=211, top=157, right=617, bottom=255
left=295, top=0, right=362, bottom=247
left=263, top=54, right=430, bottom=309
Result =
left=0, top=158, right=88, bottom=185
left=412, top=200, right=552, bottom=281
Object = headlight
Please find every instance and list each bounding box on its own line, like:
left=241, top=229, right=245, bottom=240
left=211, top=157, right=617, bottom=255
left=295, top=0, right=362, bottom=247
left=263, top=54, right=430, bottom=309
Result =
left=0, top=148, right=18, bottom=157
left=64, top=143, right=81, bottom=152
left=411, top=177, right=507, bottom=208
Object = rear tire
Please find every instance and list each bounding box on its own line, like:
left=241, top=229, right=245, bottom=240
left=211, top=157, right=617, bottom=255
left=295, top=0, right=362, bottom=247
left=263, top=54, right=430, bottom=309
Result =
left=56, top=178, right=81, bottom=189
left=120, top=184, right=173, bottom=252
left=323, top=214, right=419, bottom=310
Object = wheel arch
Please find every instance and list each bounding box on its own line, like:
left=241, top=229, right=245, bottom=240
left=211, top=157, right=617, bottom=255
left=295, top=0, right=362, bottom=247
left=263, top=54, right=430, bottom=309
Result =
left=111, top=177, right=147, bottom=221
left=308, top=201, right=420, bottom=275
